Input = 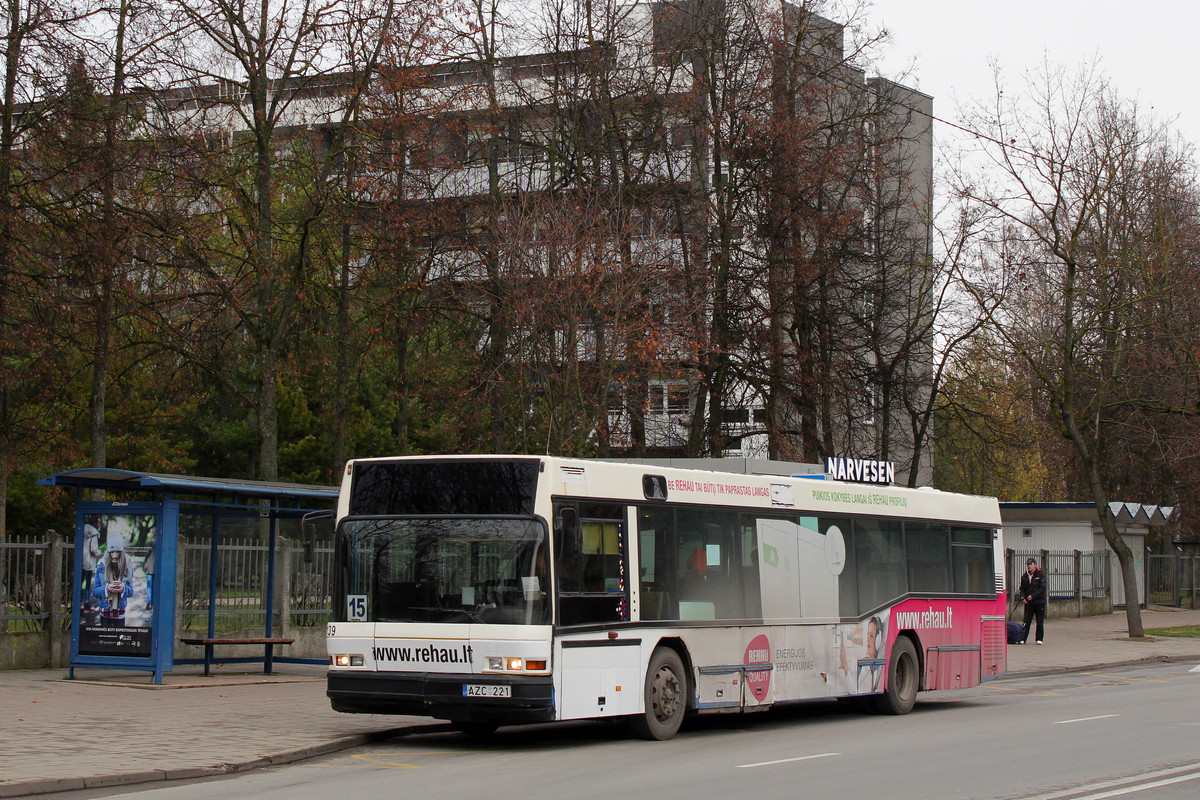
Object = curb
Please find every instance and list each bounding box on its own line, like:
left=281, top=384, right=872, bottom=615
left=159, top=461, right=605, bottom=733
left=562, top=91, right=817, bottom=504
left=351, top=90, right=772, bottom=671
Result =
left=1002, top=652, right=1200, bottom=680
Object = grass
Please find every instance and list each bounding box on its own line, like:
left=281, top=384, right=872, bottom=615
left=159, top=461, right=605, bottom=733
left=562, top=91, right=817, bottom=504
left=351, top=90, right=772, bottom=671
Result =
left=1144, top=624, right=1200, bottom=638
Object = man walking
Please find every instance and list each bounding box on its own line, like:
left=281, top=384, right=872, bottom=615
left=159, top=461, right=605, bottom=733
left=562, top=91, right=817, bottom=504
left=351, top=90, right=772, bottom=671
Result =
left=1020, top=557, right=1047, bottom=644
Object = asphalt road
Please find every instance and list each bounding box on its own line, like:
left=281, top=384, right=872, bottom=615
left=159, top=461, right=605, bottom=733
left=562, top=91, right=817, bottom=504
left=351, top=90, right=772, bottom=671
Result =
left=70, top=660, right=1200, bottom=800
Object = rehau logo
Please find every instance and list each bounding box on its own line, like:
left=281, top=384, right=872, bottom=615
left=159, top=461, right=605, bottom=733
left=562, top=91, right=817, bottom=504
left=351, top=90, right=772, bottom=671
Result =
left=372, top=644, right=475, bottom=665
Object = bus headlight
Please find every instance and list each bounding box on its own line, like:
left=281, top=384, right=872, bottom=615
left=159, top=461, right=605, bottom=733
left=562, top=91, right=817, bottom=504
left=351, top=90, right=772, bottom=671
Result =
left=485, top=656, right=547, bottom=672
left=334, top=654, right=364, bottom=667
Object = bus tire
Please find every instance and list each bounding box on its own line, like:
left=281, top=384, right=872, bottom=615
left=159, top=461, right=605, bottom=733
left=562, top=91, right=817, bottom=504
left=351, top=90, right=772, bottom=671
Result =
left=872, top=636, right=919, bottom=715
left=630, top=648, right=687, bottom=740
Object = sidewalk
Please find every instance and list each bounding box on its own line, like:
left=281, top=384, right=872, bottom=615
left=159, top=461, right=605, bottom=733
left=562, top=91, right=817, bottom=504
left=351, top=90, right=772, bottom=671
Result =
left=3, top=663, right=437, bottom=798
left=5, top=608, right=1200, bottom=798
left=1004, top=605, right=1200, bottom=677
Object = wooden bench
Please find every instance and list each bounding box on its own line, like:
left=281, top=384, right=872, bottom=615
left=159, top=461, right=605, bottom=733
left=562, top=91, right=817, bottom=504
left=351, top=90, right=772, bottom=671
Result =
left=179, top=637, right=296, bottom=676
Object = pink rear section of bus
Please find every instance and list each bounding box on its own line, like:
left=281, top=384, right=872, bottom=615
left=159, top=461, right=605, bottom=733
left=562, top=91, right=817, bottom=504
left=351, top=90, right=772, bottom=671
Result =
left=884, top=595, right=1007, bottom=690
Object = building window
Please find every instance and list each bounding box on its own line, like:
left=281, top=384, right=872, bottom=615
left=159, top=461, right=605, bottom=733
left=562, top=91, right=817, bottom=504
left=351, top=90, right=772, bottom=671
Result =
left=649, top=382, right=689, bottom=416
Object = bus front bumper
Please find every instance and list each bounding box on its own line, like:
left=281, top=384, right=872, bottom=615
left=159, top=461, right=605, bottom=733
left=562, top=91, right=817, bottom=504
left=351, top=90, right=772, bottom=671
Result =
left=327, top=671, right=555, bottom=723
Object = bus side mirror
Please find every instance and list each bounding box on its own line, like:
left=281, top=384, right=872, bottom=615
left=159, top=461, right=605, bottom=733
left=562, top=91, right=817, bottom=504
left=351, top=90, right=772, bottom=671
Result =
left=303, top=522, right=316, bottom=563
left=301, top=510, right=334, bottom=564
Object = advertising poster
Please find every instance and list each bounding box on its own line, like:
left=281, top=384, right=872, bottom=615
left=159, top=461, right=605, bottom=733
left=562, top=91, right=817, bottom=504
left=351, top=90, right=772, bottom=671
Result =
left=78, top=513, right=156, bottom=657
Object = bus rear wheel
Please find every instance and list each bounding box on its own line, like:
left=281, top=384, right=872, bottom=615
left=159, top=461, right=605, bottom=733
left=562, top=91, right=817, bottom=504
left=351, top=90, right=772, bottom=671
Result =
left=871, top=636, right=919, bottom=715
left=630, top=648, right=687, bottom=740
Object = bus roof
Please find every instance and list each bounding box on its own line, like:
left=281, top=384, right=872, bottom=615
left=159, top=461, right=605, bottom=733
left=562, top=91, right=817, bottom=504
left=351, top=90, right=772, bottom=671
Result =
left=343, top=455, right=1001, bottom=527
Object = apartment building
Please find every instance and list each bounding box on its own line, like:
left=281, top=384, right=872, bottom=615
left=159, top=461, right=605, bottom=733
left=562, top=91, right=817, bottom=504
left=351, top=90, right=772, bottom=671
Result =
left=139, top=1, right=935, bottom=483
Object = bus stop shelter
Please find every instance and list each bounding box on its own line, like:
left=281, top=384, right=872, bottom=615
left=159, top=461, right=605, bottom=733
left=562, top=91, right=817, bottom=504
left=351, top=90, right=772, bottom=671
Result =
left=38, top=469, right=338, bottom=683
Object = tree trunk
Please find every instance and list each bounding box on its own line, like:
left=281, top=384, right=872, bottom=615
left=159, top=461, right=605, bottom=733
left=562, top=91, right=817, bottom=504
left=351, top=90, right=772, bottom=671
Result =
left=256, top=125, right=279, bottom=481
left=332, top=222, right=351, bottom=473
left=1061, top=335, right=1143, bottom=635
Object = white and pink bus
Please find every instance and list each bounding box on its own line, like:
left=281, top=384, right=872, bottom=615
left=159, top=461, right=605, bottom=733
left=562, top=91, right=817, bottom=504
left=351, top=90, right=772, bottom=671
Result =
left=325, top=456, right=1006, bottom=739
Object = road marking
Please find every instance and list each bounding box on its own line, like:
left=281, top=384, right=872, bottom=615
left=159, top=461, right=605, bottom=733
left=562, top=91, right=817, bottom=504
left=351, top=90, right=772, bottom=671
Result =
left=986, top=685, right=1063, bottom=696
left=1055, top=770, right=1200, bottom=799
left=342, top=751, right=463, bottom=769
left=1081, top=672, right=1166, bottom=683
left=736, top=752, right=841, bottom=769
left=1054, top=714, right=1118, bottom=725
left=1189, top=664, right=1200, bottom=673
left=1020, top=762, right=1200, bottom=800
left=988, top=681, right=1056, bottom=690
left=350, top=754, right=424, bottom=768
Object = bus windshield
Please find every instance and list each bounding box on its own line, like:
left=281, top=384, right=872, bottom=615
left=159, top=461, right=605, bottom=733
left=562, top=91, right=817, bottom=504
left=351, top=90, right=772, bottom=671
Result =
left=337, top=517, right=550, bottom=625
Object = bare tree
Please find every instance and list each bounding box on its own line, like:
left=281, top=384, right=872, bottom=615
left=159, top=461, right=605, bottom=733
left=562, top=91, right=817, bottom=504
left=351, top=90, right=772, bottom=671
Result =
left=29, top=2, right=175, bottom=487
left=347, top=5, right=477, bottom=458
left=162, top=0, right=401, bottom=480
left=956, top=61, right=1200, bottom=636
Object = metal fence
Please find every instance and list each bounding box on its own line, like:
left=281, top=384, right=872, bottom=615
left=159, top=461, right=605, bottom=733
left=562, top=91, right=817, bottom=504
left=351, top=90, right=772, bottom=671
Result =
left=0, top=535, right=73, bottom=632
left=180, top=537, right=333, bottom=633
left=1007, top=549, right=1111, bottom=601
left=3, top=532, right=334, bottom=636
left=1146, top=553, right=1200, bottom=609
left=291, top=545, right=334, bottom=628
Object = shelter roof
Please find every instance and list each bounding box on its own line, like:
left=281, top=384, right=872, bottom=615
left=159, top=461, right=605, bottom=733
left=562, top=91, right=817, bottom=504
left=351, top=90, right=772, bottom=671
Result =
left=38, top=468, right=337, bottom=501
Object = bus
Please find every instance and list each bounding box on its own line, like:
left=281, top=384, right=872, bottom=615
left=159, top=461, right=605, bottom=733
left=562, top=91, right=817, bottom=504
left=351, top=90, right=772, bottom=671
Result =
left=324, top=456, right=1006, bottom=739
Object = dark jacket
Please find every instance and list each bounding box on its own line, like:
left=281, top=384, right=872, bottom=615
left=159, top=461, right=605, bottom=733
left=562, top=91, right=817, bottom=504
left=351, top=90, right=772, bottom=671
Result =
left=1019, top=568, right=1046, bottom=607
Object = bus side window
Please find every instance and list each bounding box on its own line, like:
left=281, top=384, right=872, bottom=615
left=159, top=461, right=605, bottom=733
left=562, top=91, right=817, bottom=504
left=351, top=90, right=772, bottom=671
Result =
left=637, top=506, right=675, bottom=621
left=741, top=517, right=762, bottom=618
left=580, top=521, right=622, bottom=592
left=677, top=511, right=743, bottom=620
left=951, top=527, right=993, bottom=593
left=835, top=519, right=858, bottom=617
left=907, top=522, right=951, bottom=593
left=558, top=505, right=628, bottom=626
left=856, top=519, right=906, bottom=611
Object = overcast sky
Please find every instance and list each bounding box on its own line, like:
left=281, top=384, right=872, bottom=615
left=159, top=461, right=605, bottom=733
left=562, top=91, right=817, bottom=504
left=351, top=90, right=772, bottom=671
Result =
left=864, top=1, right=1200, bottom=152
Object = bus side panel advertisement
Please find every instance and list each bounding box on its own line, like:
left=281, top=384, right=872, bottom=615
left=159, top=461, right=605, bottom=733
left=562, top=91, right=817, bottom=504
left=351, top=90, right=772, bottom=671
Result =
left=771, top=626, right=835, bottom=698
left=743, top=602, right=1003, bottom=703
left=886, top=597, right=999, bottom=646
left=744, top=619, right=890, bottom=702
left=743, top=634, right=771, bottom=700
left=884, top=597, right=1006, bottom=688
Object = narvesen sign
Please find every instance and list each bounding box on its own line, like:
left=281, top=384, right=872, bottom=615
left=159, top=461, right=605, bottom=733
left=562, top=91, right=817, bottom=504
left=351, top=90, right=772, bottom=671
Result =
left=824, top=457, right=895, bottom=485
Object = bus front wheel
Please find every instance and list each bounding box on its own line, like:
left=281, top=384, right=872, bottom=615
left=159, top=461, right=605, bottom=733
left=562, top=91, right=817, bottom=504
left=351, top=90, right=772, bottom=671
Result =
left=872, top=636, right=919, bottom=715
left=630, top=648, right=687, bottom=740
